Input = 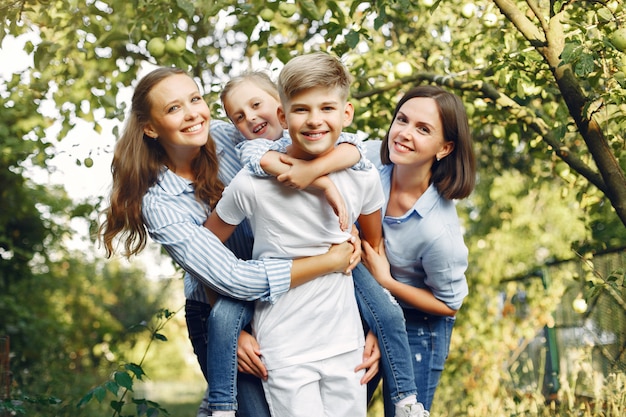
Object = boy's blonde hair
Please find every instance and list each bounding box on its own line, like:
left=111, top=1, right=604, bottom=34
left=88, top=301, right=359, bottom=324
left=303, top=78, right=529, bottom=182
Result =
left=220, top=71, right=279, bottom=117
left=277, top=52, right=353, bottom=105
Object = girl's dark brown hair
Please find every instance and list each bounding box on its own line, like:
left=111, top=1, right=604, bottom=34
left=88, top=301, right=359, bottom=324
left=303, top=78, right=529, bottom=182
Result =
left=380, top=85, right=476, bottom=200
left=100, top=67, right=224, bottom=258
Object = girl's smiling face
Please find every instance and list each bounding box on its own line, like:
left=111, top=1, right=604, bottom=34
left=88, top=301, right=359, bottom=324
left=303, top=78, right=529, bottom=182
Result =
left=223, top=80, right=284, bottom=141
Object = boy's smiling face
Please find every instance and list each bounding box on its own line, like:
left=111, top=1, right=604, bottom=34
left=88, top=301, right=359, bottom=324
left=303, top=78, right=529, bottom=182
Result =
left=278, top=86, right=354, bottom=160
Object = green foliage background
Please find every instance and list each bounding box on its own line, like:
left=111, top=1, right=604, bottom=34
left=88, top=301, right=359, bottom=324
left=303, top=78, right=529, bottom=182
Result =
left=1, top=0, right=625, bottom=416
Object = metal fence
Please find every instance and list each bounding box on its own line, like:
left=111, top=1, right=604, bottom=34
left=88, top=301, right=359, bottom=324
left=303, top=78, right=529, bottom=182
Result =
left=502, top=248, right=626, bottom=401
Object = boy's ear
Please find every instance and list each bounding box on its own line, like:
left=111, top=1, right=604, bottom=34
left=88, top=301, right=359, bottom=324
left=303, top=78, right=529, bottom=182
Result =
left=277, top=106, right=288, bottom=129
left=343, top=102, right=355, bottom=127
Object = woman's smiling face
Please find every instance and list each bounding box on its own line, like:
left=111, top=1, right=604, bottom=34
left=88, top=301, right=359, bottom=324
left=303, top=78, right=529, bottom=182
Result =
left=143, top=73, right=211, bottom=150
left=387, top=96, right=451, bottom=167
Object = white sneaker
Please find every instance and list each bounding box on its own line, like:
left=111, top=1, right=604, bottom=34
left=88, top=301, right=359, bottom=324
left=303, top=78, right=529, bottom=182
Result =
left=197, top=388, right=210, bottom=417
left=395, top=402, right=430, bottom=417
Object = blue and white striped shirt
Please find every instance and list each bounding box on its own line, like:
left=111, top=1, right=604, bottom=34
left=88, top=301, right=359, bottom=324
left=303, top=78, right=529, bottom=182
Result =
left=141, top=120, right=292, bottom=303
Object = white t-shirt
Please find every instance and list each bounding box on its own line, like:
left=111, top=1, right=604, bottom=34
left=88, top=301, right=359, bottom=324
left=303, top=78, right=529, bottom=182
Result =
left=216, top=166, right=384, bottom=370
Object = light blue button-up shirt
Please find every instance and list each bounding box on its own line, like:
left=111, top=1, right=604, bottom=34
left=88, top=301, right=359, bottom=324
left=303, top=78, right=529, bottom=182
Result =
left=365, top=140, right=469, bottom=311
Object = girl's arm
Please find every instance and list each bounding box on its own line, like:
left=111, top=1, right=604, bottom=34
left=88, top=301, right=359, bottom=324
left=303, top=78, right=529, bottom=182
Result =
left=361, top=239, right=457, bottom=317
left=261, top=142, right=360, bottom=189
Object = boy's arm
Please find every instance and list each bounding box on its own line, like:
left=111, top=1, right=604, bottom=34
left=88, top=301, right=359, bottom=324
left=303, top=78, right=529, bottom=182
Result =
left=356, top=208, right=383, bottom=250
left=204, top=212, right=237, bottom=243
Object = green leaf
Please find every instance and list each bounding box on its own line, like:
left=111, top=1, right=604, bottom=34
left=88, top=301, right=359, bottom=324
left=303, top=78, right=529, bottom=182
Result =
left=114, top=371, right=134, bottom=391
left=345, top=30, right=360, bottom=49
left=298, top=0, right=321, bottom=20
left=574, top=53, right=594, bottom=77
left=154, top=332, right=168, bottom=341
left=105, top=380, right=120, bottom=395
left=125, top=363, right=147, bottom=380
left=176, top=0, right=195, bottom=18
left=94, top=385, right=107, bottom=402
left=110, top=400, right=124, bottom=413
left=76, top=390, right=93, bottom=408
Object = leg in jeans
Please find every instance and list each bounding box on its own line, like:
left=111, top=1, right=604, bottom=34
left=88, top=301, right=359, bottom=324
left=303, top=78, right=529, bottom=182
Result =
left=185, top=299, right=211, bottom=379
left=206, top=296, right=255, bottom=412
left=352, top=264, right=418, bottom=405
left=237, top=372, right=271, bottom=417
left=186, top=299, right=270, bottom=417
left=185, top=300, right=211, bottom=417
left=402, top=310, right=456, bottom=412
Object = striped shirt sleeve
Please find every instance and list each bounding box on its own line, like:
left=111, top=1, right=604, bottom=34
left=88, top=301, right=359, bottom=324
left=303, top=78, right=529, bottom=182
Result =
left=142, top=171, right=291, bottom=303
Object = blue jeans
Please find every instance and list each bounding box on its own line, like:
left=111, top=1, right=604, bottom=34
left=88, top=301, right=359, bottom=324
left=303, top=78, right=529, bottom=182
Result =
left=206, top=263, right=417, bottom=411
left=373, top=308, right=455, bottom=415
left=185, top=299, right=270, bottom=417
left=352, top=264, right=417, bottom=405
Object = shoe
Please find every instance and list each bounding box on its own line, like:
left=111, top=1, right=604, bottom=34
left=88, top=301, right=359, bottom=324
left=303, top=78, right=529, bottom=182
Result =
left=395, top=402, right=430, bottom=417
left=196, top=391, right=210, bottom=417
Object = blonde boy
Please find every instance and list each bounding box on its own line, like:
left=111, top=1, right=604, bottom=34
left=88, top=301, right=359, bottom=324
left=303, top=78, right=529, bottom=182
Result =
left=206, top=52, right=384, bottom=417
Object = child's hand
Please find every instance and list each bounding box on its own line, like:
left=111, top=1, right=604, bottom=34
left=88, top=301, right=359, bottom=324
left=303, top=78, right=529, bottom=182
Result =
left=276, top=154, right=318, bottom=189
left=355, top=330, right=380, bottom=384
left=323, top=183, right=349, bottom=232
left=362, top=239, right=393, bottom=287
left=237, top=330, right=268, bottom=380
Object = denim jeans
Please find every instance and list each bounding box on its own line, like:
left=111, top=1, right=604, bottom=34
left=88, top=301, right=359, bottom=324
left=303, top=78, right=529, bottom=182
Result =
left=185, top=299, right=270, bottom=417
left=374, top=308, right=455, bottom=415
left=352, top=264, right=417, bottom=404
left=205, top=264, right=417, bottom=412
left=206, top=297, right=255, bottom=411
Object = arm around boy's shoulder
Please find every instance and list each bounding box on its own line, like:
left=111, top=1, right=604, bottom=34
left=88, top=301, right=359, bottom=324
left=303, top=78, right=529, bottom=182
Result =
left=337, top=131, right=373, bottom=171
left=238, top=137, right=290, bottom=177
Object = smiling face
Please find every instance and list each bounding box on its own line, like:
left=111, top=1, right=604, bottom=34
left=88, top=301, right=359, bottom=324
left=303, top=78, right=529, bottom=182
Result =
left=143, top=73, right=211, bottom=157
left=387, top=96, right=453, bottom=168
left=223, top=80, right=284, bottom=141
left=278, top=86, right=354, bottom=160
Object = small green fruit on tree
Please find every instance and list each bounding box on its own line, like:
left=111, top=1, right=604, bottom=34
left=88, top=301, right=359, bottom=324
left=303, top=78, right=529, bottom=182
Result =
left=278, top=2, right=296, bottom=18
left=572, top=298, right=587, bottom=314
left=260, top=8, right=275, bottom=21
left=610, top=28, right=626, bottom=52
left=84, top=157, right=93, bottom=168
left=147, top=38, right=166, bottom=58
left=395, top=62, right=413, bottom=77
left=165, top=36, right=186, bottom=56
left=482, top=12, right=498, bottom=28
left=461, top=3, right=475, bottom=18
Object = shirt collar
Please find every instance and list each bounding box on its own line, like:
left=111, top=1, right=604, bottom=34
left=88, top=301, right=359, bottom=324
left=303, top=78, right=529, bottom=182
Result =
left=380, top=164, right=439, bottom=218
left=157, top=167, right=193, bottom=196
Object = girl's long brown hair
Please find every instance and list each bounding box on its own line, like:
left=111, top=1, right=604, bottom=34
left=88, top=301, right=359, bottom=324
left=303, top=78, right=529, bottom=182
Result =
left=100, top=67, right=224, bottom=258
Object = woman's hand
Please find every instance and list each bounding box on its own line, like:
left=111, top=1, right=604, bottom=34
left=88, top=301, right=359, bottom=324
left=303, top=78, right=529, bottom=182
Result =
left=237, top=330, right=267, bottom=380
left=355, top=330, right=380, bottom=384
left=362, top=239, right=393, bottom=287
